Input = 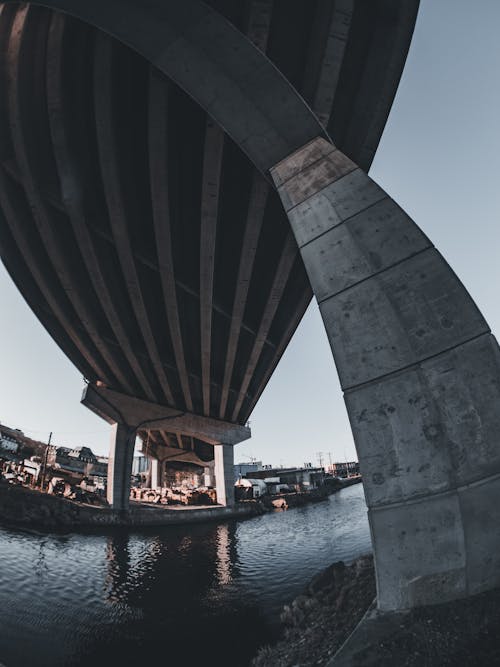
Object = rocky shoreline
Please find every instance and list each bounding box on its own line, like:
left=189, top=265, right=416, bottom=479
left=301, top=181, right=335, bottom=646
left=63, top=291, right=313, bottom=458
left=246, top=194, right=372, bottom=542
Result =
left=251, top=554, right=376, bottom=667
left=251, top=554, right=500, bottom=666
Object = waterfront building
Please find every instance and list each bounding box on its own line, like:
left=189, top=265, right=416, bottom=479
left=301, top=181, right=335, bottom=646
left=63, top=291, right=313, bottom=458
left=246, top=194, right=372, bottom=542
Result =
left=0, top=433, right=19, bottom=454
left=234, top=460, right=263, bottom=478
left=246, top=466, right=326, bottom=491
left=46, top=445, right=107, bottom=487
left=326, top=461, right=360, bottom=478
left=132, top=455, right=149, bottom=475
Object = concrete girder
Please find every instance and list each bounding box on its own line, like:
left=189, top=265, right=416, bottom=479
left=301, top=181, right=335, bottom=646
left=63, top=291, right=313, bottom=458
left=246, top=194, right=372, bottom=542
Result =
left=0, top=0, right=326, bottom=174
left=231, top=232, right=299, bottom=422
left=271, top=137, right=500, bottom=610
left=93, top=31, right=175, bottom=406
left=302, top=0, right=353, bottom=126
left=218, top=6, right=273, bottom=421
left=244, top=283, right=312, bottom=418
left=46, top=10, right=158, bottom=401
left=82, top=383, right=250, bottom=446
left=219, top=174, right=269, bottom=419
left=7, top=5, right=131, bottom=391
left=199, top=121, right=224, bottom=416
left=0, top=5, right=112, bottom=385
left=148, top=69, right=194, bottom=412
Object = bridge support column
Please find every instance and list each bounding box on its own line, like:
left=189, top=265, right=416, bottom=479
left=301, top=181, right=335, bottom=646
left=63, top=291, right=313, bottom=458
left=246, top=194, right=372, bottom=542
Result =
left=107, top=423, right=136, bottom=510
left=214, top=444, right=235, bottom=507
left=149, top=457, right=160, bottom=490
left=271, top=137, right=500, bottom=611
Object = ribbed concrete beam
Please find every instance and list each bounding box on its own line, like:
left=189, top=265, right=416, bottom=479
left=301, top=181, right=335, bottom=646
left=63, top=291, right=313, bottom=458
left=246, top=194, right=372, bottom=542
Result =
left=303, top=0, right=353, bottom=126
left=219, top=175, right=269, bottom=420
left=0, top=0, right=325, bottom=173
left=200, top=120, right=224, bottom=416
left=231, top=232, right=298, bottom=422
left=148, top=69, right=194, bottom=412
left=46, top=11, right=157, bottom=400
left=93, top=32, right=175, bottom=406
left=244, top=283, right=312, bottom=418
left=271, top=137, right=500, bottom=611
left=4, top=5, right=120, bottom=387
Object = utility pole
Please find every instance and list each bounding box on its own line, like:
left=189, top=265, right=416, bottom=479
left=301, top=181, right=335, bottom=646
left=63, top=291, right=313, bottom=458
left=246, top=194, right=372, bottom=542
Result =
left=40, top=431, right=52, bottom=491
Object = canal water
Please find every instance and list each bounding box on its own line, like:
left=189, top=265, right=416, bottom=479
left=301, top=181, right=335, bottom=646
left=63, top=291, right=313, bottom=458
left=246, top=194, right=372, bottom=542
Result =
left=0, top=484, right=371, bottom=667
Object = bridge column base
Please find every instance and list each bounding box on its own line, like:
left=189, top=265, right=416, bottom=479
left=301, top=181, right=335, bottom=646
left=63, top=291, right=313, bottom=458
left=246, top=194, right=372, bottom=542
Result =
left=214, top=444, right=235, bottom=507
left=107, top=423, right=136, bottom=510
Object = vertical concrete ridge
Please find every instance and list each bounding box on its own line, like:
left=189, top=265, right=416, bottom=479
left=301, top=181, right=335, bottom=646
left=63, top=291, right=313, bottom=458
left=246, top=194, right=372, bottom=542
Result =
left=6, top=5, right=120, bottom=387
left=46, top=10, right=157, bottom=400
left=199, top=120, right=224, bottom=417
left=219, top=174, right=269, bottom=420
left=93, top=31, right=175, bottom=406
left=231, top=232, right=298, bottom=423
left=148, top=66, right=194, bottom=412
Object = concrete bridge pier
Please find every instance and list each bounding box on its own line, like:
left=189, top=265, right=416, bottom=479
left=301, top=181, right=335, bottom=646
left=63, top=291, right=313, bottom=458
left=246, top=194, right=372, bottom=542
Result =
left=214, top=444, right=235, bottom=507
left=149, top=457, right=161, bottom=490
left=81, top=383, right=250, bottom=512
left=107, top=422, right=137, bottom=510
left=271, top=137, right=500, bottom=611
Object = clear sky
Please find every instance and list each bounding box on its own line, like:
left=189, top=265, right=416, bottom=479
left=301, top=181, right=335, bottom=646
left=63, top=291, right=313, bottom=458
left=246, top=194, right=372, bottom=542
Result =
left=1, top=0, right=500, bottom=466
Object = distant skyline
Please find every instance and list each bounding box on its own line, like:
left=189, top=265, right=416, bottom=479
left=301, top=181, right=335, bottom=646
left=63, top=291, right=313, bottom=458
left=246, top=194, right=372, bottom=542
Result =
left=1, top=0, right=500, bottom=466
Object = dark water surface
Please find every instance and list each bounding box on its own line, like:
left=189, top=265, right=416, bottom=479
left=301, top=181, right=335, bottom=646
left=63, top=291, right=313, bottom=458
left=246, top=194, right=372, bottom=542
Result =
left=0, top=484, right=370, bottom=667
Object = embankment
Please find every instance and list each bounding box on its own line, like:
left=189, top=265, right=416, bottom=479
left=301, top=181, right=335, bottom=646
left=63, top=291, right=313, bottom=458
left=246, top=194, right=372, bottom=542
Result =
left=0, top=482, right=260, bottom=530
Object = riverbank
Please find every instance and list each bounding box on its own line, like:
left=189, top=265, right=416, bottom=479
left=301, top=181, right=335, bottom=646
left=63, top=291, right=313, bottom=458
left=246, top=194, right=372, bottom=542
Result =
left=0, top=482, right=261, bottom=530
left=0, top=475, right=361, bottom=531
left=261, top=476, right=362, bottom=511
left=251, top=554, right=500, bottom=666
left=251, top=555, right=375, bottom=667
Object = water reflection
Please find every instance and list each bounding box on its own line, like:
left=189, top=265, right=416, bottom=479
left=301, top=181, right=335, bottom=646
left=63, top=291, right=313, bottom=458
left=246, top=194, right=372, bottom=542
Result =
left=215, top=524, right=233, bottom=586
left=0, top=484, right=370, bottom=667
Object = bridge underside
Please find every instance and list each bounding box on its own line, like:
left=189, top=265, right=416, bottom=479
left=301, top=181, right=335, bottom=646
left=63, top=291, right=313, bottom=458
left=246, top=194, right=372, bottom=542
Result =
left=0, top=0, right=419, bottom=509
left=3, top=0, right=500, bottom=615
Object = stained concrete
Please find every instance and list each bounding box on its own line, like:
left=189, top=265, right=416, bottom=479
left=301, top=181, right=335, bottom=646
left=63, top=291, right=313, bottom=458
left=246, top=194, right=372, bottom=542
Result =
left=107, top=422, right=136, bottom=509
left=214, top=444, right=235, bottom=507
left=271, top=137, right=500, bottom=611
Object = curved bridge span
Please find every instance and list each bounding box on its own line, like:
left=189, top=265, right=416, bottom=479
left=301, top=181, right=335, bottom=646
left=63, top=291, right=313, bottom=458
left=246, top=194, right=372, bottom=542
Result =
left=1, top=0, right=499, bottom=612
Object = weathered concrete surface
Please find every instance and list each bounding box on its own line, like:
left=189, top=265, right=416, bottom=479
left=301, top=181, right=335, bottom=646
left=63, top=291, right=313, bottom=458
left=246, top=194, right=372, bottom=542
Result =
left=82, top=384, right=251, bottom=446
left=214, top=444, right=235, bottom=507
left=107, top=422, right=136, bottom=510
left=271, top=137, right=500, bottom=611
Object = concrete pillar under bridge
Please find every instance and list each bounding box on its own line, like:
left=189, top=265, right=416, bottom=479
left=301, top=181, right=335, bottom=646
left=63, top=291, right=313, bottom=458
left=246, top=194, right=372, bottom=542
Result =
left=107, top=423, right=136, bottom=510
left=214, top=444, right=235, bottom=507
left=271, top=137, right=500, bottom=611
left=81, top=383, right=250, bottom=511
left=149, top=457, right=160, bottom=490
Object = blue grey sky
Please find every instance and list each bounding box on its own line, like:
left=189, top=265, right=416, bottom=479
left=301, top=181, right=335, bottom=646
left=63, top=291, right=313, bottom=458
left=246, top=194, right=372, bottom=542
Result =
left=1, top=0, right=499, bottom=464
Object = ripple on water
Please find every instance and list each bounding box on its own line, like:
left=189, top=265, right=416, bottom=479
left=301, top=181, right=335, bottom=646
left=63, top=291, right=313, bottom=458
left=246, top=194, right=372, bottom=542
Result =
left=0, top=483, right=370, bottom=666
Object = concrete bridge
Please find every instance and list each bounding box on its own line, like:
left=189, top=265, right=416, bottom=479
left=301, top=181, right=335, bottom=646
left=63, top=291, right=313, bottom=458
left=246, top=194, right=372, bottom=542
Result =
left=0, top=0, right=499, bottom=612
